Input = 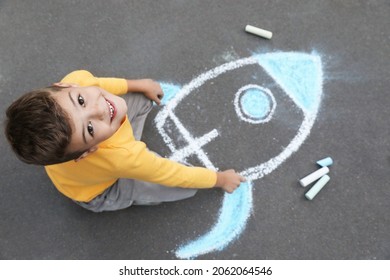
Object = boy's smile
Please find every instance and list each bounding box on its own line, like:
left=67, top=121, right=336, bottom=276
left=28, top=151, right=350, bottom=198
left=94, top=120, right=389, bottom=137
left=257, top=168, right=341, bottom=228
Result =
left=52, top=84, right=127, bottom=158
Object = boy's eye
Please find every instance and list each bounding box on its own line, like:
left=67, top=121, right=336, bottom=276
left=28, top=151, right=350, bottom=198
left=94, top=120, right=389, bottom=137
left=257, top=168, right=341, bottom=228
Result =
left=87, top=122, right=94, bottom=136
left=78, top=95, right=85, bottom=106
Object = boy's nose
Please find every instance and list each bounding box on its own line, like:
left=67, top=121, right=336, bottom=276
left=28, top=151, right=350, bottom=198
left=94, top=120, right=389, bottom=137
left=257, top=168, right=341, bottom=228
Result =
left=90, top=101, right=106, bottom=120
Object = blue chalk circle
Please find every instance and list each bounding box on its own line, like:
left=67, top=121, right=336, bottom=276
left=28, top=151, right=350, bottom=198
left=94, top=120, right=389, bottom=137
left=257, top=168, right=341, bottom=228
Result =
left=241, top=89, right=271, bottom=119
left=234, top=84, right=276, bottom=124
left=305, top=175, right=330, bottom=200
left=317, top=157, right=333, bottom=167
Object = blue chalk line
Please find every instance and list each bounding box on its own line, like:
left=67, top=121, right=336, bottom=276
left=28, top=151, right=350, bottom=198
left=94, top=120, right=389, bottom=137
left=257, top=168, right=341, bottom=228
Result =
left=176, top=181, right=253, bottom=259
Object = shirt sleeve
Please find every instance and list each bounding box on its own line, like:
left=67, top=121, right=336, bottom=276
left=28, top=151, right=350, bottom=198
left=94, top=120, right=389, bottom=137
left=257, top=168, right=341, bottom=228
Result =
left=61, top=70, right=128, bottom=95
left=115, top=140, right=217, bottom=189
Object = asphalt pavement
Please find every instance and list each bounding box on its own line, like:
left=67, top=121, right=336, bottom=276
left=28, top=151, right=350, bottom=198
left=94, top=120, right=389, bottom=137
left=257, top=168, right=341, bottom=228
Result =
left=0, top=0, right=389, bottom=259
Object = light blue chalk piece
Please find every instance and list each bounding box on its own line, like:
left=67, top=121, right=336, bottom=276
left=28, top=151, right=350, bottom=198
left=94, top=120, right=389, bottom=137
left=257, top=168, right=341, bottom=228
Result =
left=158, top=82, right=182, bottom=105
left=240, top=88, right=272, bottom=121
left=305, top=175, right=330, bottom=200
left=317, top=157, right=333, bottom=167
left=175, top=181, right=253, bottom=259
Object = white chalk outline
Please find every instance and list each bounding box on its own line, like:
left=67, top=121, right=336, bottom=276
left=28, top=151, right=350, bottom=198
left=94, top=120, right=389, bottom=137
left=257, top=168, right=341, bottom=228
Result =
left=234, top=84, right=277, bottom=124
left=154, top=53, right=323, bottom=259
left=155, top=57, right=258, bottom=169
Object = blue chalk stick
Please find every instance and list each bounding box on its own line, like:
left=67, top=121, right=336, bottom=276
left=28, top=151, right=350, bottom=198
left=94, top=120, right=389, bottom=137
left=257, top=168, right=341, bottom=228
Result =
left=317, top=157, right=333, bottom=167
left=305, top=175, right=330, bottom=200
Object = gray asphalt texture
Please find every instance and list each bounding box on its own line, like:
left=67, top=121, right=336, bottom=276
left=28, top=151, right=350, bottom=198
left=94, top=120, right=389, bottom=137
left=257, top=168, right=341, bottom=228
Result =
left=0, top=0, right=389, bottom=259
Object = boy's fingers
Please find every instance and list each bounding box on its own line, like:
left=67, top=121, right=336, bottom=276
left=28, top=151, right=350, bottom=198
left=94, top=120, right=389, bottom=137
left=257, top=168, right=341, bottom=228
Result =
left=152, top=95, right=161, bottom=105
left=155, top=92, right=164, bottom=105
left=233, top=171, right=246, bottom=183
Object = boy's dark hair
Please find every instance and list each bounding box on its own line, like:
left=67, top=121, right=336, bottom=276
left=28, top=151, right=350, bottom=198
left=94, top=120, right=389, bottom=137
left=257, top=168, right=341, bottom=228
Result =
left=5, top=86, right=84, bottom=165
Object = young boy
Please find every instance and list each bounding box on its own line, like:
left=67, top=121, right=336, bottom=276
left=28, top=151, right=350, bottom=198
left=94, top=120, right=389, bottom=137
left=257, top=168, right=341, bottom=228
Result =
left=5, top=70, right=245, bottom=212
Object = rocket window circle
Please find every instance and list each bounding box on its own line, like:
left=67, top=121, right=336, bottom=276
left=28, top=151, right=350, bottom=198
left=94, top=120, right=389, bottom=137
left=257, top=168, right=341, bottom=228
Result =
left=234, top=84, right=276, bottom=124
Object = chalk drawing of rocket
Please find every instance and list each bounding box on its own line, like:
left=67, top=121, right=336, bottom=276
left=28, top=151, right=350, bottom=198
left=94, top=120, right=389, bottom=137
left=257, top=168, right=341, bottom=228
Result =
left=154, top=52, right=323, bottom=259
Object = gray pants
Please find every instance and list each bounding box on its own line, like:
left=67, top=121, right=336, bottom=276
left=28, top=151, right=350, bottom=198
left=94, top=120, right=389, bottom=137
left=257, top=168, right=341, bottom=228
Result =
left=74, top=93, right=197, bottom=212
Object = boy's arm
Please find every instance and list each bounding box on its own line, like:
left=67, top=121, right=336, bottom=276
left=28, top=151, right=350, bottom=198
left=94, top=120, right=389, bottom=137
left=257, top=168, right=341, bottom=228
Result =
left=117, top=141, right=245, bottom=192
left=98, top=76, right=164, bottom=104
left=61, top=70, right=163, bottom=103
left=61, top=70, right=129, bottom=95
left=126, top=79, right=164, bottom=105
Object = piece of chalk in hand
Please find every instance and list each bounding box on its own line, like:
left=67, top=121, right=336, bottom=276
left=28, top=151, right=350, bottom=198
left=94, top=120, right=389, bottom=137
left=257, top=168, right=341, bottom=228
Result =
left=317, top=157, right=333, bottom=167
left=305, top=175, right=330, bottom=200
left=245, top=25, right=272, bottom=39
left=299, top=166, right=329, bottom=187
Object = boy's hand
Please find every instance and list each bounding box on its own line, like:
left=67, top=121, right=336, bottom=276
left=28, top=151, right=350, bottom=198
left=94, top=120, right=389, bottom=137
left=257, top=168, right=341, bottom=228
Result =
left=215, top=169, right=246, bottom=193
left=140, top=79, right=164, bottom=105
left=127, top=79, right=164, bottom=105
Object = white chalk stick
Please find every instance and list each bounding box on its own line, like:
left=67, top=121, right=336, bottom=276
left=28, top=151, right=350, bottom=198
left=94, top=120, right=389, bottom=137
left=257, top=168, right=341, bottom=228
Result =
left=245, top=25, right=272, bottom=39
left=305, top=175, right=330, bottom=200
left=299, top=166, right=329, bottom=187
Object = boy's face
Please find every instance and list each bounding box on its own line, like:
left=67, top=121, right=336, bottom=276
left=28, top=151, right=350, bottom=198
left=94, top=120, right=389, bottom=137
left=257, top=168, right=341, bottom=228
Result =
left=52, top=84, right=127, bottom=159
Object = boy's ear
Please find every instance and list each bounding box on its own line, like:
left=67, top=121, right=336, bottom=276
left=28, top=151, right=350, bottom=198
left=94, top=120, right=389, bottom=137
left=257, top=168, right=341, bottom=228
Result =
left=52, top=82, right=79, bottom=88
left=74, top=146, right=98, bottom=162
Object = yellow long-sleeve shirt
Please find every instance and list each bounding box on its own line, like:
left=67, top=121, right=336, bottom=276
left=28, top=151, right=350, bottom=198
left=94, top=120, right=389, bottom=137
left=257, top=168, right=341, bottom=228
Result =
left=45, top=70, right=217, bottom=202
